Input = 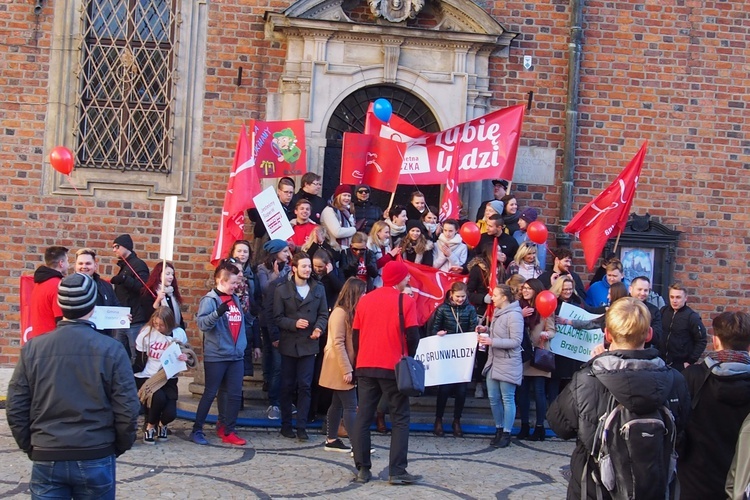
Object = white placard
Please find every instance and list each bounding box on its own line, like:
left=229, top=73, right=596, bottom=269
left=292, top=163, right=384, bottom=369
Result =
left=549, top=302, right=605, bottom=362
left=159, top=195, right=178, bottom=261
left=161, top=341, right=187, bottom=379
left=90, top=306, right=131, bottom=330
left=414, top=332, right=477, bottom=387
left=253, top=186, right=294, bottom=241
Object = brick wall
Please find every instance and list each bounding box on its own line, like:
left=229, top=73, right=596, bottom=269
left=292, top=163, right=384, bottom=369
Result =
left=0, top=0, right=747, bottom=364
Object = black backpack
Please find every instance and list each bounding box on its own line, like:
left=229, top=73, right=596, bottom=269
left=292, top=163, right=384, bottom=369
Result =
left=586, top=393, right=678, bottom=500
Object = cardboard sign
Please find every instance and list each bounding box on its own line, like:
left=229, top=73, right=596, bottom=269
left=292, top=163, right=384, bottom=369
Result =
left=253, top=186, right=294, bottom=241
left=549, top=302, right=605, bottom=362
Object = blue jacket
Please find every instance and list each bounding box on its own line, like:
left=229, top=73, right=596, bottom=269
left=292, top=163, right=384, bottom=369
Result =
left=585, top=276, right=611, bottom=308
left=196, top=289, right=247, bottom=363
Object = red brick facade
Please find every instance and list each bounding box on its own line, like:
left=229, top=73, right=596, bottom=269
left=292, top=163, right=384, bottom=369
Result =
left=0, top=0, right=747, bottom=364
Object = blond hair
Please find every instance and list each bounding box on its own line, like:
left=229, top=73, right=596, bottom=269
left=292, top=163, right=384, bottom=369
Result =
left=514, top=242, right=539, bottom=267
left=549, top=275, right=574, bottom=299
left=605, top=297, right=651, bottom=347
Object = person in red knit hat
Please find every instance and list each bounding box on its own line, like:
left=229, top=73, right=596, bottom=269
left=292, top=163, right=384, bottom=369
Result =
left=321, top=185, right=356, bottom=249
left=350, top=260, right=423, bottom=485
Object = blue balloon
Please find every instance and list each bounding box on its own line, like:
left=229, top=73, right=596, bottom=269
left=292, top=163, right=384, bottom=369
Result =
left=373, top=98, right=393, bottom=123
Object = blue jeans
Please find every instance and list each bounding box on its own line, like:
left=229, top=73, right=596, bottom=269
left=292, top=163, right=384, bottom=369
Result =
left=194, top=360, right=244, bottom=434
left=486, top=378, right=517, bottom=431
left=261, top=328, right=281, bottom=406
left=280, top=354, right=315, bottom=431
left=31, top=455, right=116, bottom=500
left=518, top=376, right=547, bottom=426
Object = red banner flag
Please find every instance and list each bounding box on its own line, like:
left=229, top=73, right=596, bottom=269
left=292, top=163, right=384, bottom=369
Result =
left=438, top=158, right=460, bottom=222
left=365, top=104, right=525, bottom=186
left=400, top=259, right=468, bottom=325
left=340, top=132, right=407, bottom=192
left=251, top=119, right=307, bottom=178
left=364, top=103, right=425, bottom=138
left=211, top=125, right=257, bottom=266
left=564, top=142, right=649, bottom=270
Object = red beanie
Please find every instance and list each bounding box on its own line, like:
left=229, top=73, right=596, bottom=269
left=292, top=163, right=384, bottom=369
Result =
left=382, top=261, right=409, bottom=287
left=333, top=184, right=352, bottom=199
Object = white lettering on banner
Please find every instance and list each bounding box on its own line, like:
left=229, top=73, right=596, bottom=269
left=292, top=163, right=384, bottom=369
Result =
left=549, top=302, right=606, bottom=362
left=414, top=333, right=477, bottom=386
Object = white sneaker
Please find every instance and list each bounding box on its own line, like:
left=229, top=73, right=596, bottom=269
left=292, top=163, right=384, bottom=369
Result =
left=266, top=405, right=281, bottom=420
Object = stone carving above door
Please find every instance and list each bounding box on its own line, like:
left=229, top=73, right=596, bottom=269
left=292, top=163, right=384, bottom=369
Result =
left=368, top=0, right=425, bottom=23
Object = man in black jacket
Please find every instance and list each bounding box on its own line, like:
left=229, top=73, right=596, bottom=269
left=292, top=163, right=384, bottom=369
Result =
left=660, top=283, right=707, bottom=371
left=292, top=172, right=326, bottom=224
left=547, top=297, right=690, bottom=500
left=111, top=234, right=150, bottom=360
left=353, top=184, right=382, bottom=235
left=7, top=273, right=140, bottom=499
left=273, top=252, right=329, bottom=441
left=75, top=248, right=121, bottom=337
left=628, top=276, right=662, bottom=348
left=676, top=311, right=750, bottom=500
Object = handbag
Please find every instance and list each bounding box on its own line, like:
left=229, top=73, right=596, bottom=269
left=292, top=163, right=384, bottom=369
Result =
left=531, top=344, right=556, bottom=373
left=394, top=293, right=425, bottom=397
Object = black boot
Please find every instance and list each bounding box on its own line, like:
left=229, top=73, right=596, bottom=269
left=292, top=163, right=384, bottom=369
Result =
left=529, top=425, right=545, bottom=442
left=433, top=417, right=444, bottom=437
left=490, top=428, right=503, bottom=447
left=517, top=423, right=530, bottom=440
left=497, top=432, right=511, bottom=448
left=452, top=419, right=463, bottom=438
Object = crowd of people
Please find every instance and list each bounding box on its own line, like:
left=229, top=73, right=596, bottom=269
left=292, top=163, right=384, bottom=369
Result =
left=7, top=173, right=750, bottom=497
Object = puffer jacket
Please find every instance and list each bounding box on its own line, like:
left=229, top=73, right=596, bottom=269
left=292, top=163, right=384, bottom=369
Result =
left=482, top=301, right=524, bottom=386
left=431, top=301, right=478, bottom=335
left=660, top=304, right=707, bottom=369
left=547, top=349, right=691, bottom=500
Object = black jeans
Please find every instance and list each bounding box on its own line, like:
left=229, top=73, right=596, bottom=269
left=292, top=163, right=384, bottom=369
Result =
left=280, top=354, right=315, bottom=432
left=352, top=376, right=410, bottom=476
left=135, top=377, right=177, bottom=427
left=435, top=382, right=468, bottom=420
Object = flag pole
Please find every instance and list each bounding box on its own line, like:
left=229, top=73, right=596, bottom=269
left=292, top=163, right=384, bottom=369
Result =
left=386, top=190, right=396, bottom=213
left=612, top=228, right=623, bottom=253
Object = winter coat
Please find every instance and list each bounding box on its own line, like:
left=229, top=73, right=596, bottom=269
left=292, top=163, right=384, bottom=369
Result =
left=482, top=301, right=524, bottom=386
left=431, top=301, right=478, bottom=335
left=547, top=349, right=691, bottom=500
left=677, top=356, right=750, bottom=500
left=353, top=199, right=382, bottom=235
left=466, top=259, right=490, bottom=317
left=92, top=273, right=120, bottom=307
left=402, top=240, right=434, bottom=267
left=660, top=304, right=707, bottom=369
left=522, top=308, right=556, bottom=378
left=340, top=248, right=378, bottom=291
left=319, top=307, right=355, bottom=391
left=273, top=278, right=329, bottom=357
left=6, top=319, right=140, bottom=460
left=507, top=260, right=543, bottom=280
left=726, top=412, right=750, bottom=500
left=29, top=266, right=63, bottom=338
left=112, top=252, right=150, bottom=324
left=196, top=289, right=246, bottom=362
left=433, top=233, right=468, bottom=271
left=320, top=205, right=356, bottom=249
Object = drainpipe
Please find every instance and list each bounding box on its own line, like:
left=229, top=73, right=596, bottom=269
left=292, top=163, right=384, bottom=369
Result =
left=558, top=0, right=584, bottom=247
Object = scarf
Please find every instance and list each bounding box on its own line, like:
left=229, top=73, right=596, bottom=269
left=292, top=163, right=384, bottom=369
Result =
left=438, top=232, right=463, bottom=249
left=385, top=219, right=406, bottom=239
left=701, top=350, right=750, bottom=365
left=137, top=341, right=197, bottom=406
left=157, top=284, right=182, bottom=326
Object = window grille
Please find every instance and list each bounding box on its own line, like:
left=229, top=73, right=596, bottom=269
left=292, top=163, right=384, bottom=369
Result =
left=76, top=0, right=178, bottom=173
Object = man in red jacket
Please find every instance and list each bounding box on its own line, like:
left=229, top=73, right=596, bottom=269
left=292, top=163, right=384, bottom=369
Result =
left=29, top=246, right=69, bottom=338
left=351, top=261, right=422, bottom=485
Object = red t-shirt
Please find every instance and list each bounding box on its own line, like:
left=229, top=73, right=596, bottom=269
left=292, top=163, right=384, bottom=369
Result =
left=353, top=287, right=418, bottom=372
left=289, top=222, right=317, bottom=248
left=220, top=296, right=242, bottom=344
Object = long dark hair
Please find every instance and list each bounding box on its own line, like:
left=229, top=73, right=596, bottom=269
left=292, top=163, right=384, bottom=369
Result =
left=143, top=262, right=182, bottom=303
left=521, top=278, right=545, bottom=328
left=333, top=278, right=367, bottom=334
left=228, top=239, right=253, bottom=270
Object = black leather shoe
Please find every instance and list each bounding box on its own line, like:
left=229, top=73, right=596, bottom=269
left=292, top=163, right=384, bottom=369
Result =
left=452, top=419, right=463, bottom=438
left=490, top=428, right=503, bottom=447
left=433, top=417, right=444, bottom=437
left=297, top=429, right=309, bottom=441
left=529, top=425, right=545, bottom=442
left=354, top=467, right=372, bottom=484
left=517, top=423, right=530, bottom=440
left=388, top=472, right=423, bottom=485
left=280, top=428, right=296, bottom=439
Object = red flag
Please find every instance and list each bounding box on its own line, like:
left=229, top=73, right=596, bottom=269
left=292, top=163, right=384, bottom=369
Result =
left=211, top=125, right=258, bottom=266
left=364, top=103, right=425, bottom=138
left=438, top=159, right=460, bottom=222
left=400, top=259, right=467, bottom=325
left=340, top=132, right=407, bottom=192
left=564, top=142, right=648, bottom=270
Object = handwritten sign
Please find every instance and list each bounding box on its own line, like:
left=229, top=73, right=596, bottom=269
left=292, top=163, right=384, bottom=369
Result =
left=549, top=302, right=605, bottom=362
left=414, top=333, right=477, bottom=386
left=90, top=306, right=131, bottom=330
left=253, top=186, right=294, bottom=241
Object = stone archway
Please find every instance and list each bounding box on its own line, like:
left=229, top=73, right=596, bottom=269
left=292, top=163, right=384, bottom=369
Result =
left=323, top=84, right=441, bottom=208
left=264, top=0, right=518, bottom=217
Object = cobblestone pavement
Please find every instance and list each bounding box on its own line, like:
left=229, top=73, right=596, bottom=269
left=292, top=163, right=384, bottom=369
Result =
left=0, top=414, right=573, bottom=499
left=0, top=368, right=574, bottom=498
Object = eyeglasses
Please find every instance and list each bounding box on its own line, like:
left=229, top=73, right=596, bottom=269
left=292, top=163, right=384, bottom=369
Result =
left=312, top=181, right=322, bottom=186
left=357, top=190, right=370, bottom=194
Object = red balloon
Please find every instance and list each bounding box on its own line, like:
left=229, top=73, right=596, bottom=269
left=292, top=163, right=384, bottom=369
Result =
left=527, top=220, right=548, bottom=245
left=50, top=146, right=74, bottom=175
left=459, top=222, right=481, bottom=247
left=536, top=290, right=558, bottom=318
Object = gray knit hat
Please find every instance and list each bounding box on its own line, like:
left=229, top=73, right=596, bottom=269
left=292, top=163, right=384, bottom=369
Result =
left=58, top=273, right=97, bottom=319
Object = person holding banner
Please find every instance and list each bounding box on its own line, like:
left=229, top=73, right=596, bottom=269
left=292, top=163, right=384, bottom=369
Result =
left=319, top=278, right=367, bottom=452
left=139, top=262, right=185, bottom=330
left=517, top=278, right=556, bottom=441
left=430, top=282, right=478, bottom=437
left=133, top=307, right=193, bottom=444
left=477, top=284, right=524, bottom=448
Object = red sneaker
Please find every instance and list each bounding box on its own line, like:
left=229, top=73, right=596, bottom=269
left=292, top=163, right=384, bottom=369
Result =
left=221, top=432, right=247, bottom=446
